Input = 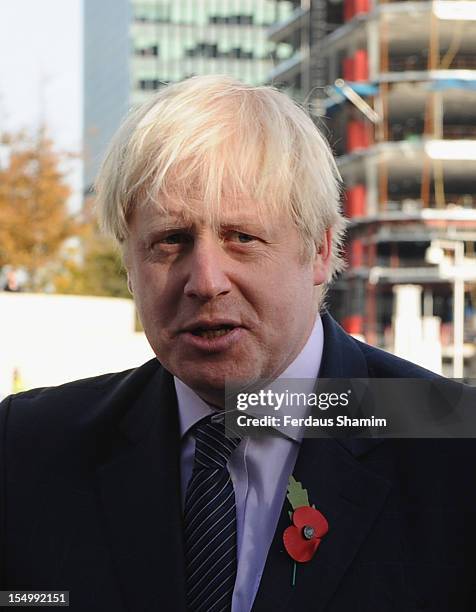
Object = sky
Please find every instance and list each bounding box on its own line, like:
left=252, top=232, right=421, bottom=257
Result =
left=0, top=0, right=82, bottom=207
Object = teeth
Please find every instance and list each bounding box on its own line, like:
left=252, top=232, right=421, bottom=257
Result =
left=195, top=328, right=231, bottom=339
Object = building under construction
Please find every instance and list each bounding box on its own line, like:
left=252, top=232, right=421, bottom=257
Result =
left=269, top=0, right=476, bottom=376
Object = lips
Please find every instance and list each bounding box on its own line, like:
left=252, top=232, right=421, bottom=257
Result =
left=181, top=320, right=240, bottom=337
left=179, top=321, right=244, bottom=352
left=191, top=326, right=234, bottom=339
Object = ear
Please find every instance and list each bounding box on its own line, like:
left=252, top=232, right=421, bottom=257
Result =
left=126, top=271, right=134, bottom=295
left=122, top=243, right=134, bottom=295
left=313, top=228, right=332, bottom=286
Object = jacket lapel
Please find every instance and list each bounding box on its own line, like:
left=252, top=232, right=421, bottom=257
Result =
left=253, top=313, right=390, bottom=612
left=94, top=362, right=187, bottom=612
left=253, top=439, right=391, bottom=612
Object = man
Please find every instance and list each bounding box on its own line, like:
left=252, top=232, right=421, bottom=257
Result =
left=1, top=75, right=476, bottom=612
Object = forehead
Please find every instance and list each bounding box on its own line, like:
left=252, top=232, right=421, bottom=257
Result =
left=130, top=194, right=288, bottom=231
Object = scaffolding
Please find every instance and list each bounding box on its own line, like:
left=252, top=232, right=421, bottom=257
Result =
left=269, top=0, right=476, bottom=375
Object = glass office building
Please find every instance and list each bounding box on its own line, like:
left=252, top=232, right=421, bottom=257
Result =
left=131, top=0, right=295, bottom=104
left=83, top=0, right=296, bottom=188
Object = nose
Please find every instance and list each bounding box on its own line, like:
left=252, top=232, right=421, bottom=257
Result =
left=184, top=236, right=232, bottom=300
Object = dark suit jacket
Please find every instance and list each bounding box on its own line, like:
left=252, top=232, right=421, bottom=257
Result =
left=1, top=312, right=476, bottom=611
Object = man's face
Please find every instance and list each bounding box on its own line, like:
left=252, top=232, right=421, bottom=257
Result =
left=125, top=197, right=331, bottom=406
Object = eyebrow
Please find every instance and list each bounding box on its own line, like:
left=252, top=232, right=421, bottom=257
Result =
left=150, top=215, right=268, bottom=233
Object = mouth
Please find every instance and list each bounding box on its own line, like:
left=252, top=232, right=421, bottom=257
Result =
left=179, top=322, right=244, bottom=352
left=188, top=325, right=236, bottom=339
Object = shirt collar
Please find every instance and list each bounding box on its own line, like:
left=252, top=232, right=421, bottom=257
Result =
left=175, top=314, right=324, bottom=442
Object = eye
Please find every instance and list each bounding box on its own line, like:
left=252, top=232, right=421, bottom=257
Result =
left=229, top=231, right=257, bottom=244
left=146, top=232, right=192, bottom=255
left=162, top=233, right=189, bottom=244
left=155, top=232, right=193, bottom=247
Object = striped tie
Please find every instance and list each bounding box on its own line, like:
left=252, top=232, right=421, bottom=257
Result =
left=184, top=414, right=241, bottom=612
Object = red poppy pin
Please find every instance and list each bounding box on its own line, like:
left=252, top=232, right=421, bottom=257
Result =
left=283, top=476, right=329, bottom=586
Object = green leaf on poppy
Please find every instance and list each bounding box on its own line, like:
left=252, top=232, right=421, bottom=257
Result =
left=287, top=475, right=310, bottom=510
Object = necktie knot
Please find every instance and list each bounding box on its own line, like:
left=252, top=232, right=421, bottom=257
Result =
left=193, top=414, right=241, bottom=470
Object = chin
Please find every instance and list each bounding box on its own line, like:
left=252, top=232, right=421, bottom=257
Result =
left=180, top=366, right=260, bottom=399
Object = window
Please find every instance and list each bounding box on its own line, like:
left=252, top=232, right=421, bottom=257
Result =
left=134, top=2, right=170, bottom=23
left=185, top=43, right=219, bottom=58
left=139, top=79, right=161, bottom=91
left=135, top=45, right=159, bottom=57
left=208, top=14, right=254, bottom=25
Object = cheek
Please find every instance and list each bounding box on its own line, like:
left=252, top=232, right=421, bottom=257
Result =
left=133, top=262, right=175, bottom=299
left=132, top=269, right=171, bottom=322
left=279, top=267, right=315, bottom=302
left=257, top=273, right=314, bottom=329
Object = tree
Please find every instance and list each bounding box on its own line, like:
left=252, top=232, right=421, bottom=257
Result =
left=52, top=197, right=130, bottom=299
left=54, top=234, right=130, bottom=299
left=0, top=128, right=76, bottom=289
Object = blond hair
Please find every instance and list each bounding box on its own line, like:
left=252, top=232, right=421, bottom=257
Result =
left=95, top=74, right=347, bottom=281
